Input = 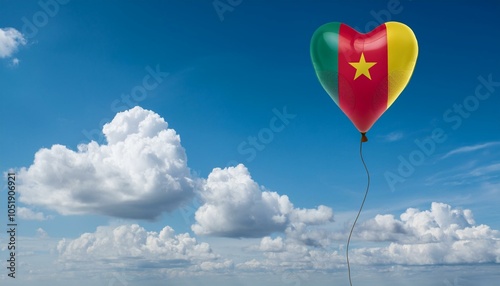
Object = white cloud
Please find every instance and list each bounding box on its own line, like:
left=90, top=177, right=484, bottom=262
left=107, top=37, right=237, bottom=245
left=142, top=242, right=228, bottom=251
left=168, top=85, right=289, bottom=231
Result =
left=469, top=163, right=500, bottom=177
left=354, top=202, right=477, bottom=243
left=289, top=205, right=333, bottom=225
left=241, top=202, right=500, bottom=274
left=3, top=202, right=499, bottom=284
left=17, top=207, right=53, bottom=221
left=425, top=157, right=500, bottom=188
left=379, top=131, right=404, bottom=142
left=36, top=228, right=49, bottom=238
left=0, top=28, right=26, bottom=58
left=243, top=234, right=344, bottom=273
left=285, top=222, right=333, bottom=248
left=192, top=164, right=333, bottom=238
left=57, top=224, right=228, bottom=275
left=10, top=57, right=20, bottom=66
left=346, top=202, right=500, bottom=265
left=259, top=236, right=284, bottom=252
left=442, top=141, right=500, bottom=159
left=18, top=107, right=195, bottom=219
left=199, top=259, right=234, bottom=272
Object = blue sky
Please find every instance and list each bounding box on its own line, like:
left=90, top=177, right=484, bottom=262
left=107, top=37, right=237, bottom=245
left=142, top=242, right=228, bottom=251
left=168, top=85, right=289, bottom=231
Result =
left=1, top=0, right=500, bottom=285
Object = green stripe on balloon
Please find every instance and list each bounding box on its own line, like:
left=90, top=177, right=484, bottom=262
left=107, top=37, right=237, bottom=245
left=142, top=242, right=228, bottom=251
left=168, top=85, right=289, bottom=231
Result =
left=310, top=22, right=341, bottom=105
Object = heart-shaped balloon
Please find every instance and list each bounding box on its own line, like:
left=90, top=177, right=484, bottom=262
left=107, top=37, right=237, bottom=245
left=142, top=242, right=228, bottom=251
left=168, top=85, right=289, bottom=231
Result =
left=311, top=21, right=418, bottom=138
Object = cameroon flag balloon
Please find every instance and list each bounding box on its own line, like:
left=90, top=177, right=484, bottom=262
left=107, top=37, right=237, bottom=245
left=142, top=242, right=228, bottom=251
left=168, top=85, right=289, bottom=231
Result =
left=311, top=22, right=418, bottom=139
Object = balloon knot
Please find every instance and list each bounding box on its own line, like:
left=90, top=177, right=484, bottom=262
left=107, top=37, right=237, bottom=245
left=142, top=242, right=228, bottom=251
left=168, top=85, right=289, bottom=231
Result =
left=361, top=132, right=368, bottom=143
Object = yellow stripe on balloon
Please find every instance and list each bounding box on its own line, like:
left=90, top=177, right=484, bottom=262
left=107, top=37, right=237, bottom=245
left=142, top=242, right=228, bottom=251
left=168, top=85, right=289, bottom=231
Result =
left=386, top=22, right=419, bottom=108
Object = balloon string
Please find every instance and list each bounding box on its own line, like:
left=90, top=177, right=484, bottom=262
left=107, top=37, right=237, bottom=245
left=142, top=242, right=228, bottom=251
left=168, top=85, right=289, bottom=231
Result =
left=346, top=135, right=371, bottom=286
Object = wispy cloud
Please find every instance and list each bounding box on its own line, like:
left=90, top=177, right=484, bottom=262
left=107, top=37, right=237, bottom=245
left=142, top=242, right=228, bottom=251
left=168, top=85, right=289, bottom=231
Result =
left=379, top=131, right=404, bottom=142
left=426, top=141, right=500, bottom=187
left=425, top=160, right=500, bottom=188
left=426, top=142, right=500, bottom=187
left=442, top=141, right=500, bottom=159
left=469, top=163, right=500, bottom=177
left=18, top=207, right=53, bottom=221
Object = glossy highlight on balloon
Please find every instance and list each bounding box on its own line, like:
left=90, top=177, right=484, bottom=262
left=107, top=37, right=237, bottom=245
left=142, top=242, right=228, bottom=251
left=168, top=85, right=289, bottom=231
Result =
left=311, top=21, right=418, bottom=134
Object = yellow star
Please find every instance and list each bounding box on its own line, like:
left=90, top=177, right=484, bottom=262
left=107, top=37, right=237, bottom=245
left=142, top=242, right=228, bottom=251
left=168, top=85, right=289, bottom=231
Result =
left=349, top=53, right=377, bottom=80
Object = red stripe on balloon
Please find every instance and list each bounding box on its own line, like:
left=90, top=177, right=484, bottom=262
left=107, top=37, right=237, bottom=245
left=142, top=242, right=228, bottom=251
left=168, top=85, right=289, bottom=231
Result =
left=337, top=24, right=388, bottom=132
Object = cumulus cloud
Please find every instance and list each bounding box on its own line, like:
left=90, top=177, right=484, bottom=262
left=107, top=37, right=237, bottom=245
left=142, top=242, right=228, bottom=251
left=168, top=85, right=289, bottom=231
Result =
left=344, top=202, right=500, bottom=265
left=284, top=222, right=333, bottom=248
left=355, top=202, right=480, bottom=242
left=18, top=107, right=195, bottom=219
left=192, top=164, right=333, bottom=238
left=241, top=202, right=500, bottom=273
left=289, top=205, right=333, bottom=225
left=259, top=236, right=285, bottom=252
left=57, top=224, right=227, bottom=274
left=17, top=207, right=53, bottom=221
left=0, top=28, right=26, bottom=58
